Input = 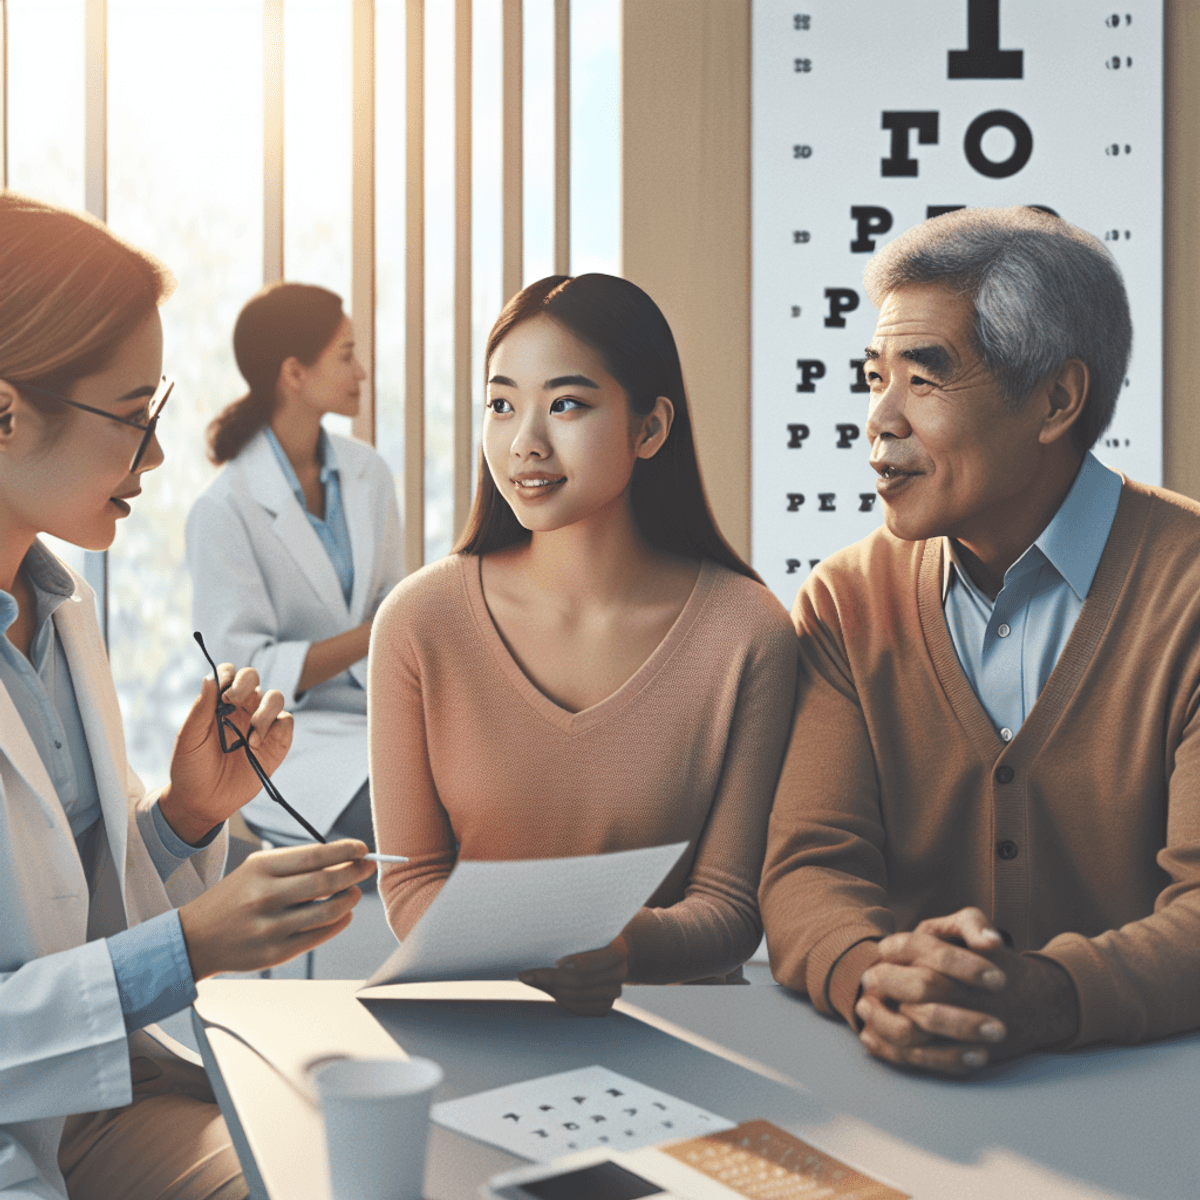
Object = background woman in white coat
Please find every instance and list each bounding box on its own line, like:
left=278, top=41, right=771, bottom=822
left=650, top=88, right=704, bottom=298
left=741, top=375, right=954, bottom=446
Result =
left=0, top=192, right=376, bottom=1200
left=187, top=283, right=402, bottom=849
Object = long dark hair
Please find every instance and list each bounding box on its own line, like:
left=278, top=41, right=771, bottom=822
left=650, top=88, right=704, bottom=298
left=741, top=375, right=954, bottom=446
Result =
left=454, top=273, right=760, bottom=583
left=206, top=281, right=344, bottom=464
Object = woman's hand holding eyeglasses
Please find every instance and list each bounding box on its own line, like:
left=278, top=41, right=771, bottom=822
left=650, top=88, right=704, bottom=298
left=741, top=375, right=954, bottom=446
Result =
left=159, top=662, right=293, bottom=846
left=179, top=839, right=378, bottom=981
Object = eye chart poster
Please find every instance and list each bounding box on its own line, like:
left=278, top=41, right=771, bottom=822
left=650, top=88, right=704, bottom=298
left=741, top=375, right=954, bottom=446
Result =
left=751, top=1, right=1163, bottom=605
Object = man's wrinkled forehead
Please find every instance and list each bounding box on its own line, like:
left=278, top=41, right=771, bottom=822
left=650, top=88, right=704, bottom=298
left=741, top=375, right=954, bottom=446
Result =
left=864, top=284, right=981, bottom=382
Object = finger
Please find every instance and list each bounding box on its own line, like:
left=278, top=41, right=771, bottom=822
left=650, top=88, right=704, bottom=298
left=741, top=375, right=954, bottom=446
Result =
left=236, top=859, right=372, bottom=915
left=897, top=1001, right=1007, bottom=1045
left=556, top=946, right=624, bottom=973
left=861, top=960, right=959, bottom=1004
left=856, top=993, right=931, bottom=1048
left=278, top=885, right=363, bottom=935
left=538, top=971, right=625, bottom=997
left=546, top=957, right=628, bottom=991
left=286, top=858, right=379, bottom=904
left=301, top=859, right=378, bottom=900
left=914, top=907, right=1005, bottom=954
left=261, top=910, right=357, bottom=970
left=248, top=885, right=364, bottom=950
left=874, top=933, right=1005, bottom=991
left=516, top=965, right=624, bottom=994
left=517, top=972, right=623, bottom=1015
left=254, top=708, right=293, bottom=756
left=254, top=839, right=371, bottom=877
left=244, top=688, right=288, bottom=749
left=859, top=1027, right=988, bottom=1075
left=517, top=968, right=564, bottom=991
left=212, top=662, right=240, bottom=699
left=288, top=910, right=355, bottom=953
left=221, top=666, right=264, bottom=709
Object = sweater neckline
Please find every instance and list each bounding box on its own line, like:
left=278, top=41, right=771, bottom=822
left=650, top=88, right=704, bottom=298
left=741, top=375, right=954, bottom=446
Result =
left=917, top=480, right=1149, bottom=768
left=460, top=552, right=714, bottom=736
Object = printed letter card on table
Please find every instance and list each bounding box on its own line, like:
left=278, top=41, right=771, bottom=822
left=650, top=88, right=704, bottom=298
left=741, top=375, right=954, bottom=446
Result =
left=432, top=1065, right=735, bottom=1162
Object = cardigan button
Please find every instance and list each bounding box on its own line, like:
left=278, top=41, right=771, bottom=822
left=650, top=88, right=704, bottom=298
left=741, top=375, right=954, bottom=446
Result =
left=995, top=765, right=1015, bottom=784
left=997, top=839, right=1019, bottom=861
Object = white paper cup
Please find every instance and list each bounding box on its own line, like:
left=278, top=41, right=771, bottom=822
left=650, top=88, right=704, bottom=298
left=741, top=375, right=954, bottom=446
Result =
left=313, top=1057, right=443, bottom=1200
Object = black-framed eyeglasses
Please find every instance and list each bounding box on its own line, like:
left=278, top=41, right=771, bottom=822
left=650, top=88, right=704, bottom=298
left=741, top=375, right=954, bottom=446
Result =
left=18, top=375, right=175, bottom=472
left=193, top=630, right=327, bottom=844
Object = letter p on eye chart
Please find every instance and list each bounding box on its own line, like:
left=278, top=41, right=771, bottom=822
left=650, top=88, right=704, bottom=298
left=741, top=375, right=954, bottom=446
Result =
left=360, top=842, right=689, bottom=988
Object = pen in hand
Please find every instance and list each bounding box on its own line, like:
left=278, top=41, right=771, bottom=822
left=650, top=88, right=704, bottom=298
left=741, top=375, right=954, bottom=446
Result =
left=319, top=852, right=408, bottom=900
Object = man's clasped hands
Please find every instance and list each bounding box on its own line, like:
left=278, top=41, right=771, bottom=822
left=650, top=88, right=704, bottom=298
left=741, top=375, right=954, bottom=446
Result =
left=855, top=907, right=1081, bottom=1075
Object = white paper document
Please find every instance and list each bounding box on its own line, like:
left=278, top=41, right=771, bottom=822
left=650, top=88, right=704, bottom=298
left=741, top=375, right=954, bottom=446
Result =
left=361, top=841, right=688, bottom=988
left=432, top=1064, right=735, bottom=1162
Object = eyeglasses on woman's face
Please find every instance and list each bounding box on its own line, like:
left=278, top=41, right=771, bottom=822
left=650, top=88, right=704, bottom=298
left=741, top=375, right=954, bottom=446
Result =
left=17, top=375, right=175, bottom=472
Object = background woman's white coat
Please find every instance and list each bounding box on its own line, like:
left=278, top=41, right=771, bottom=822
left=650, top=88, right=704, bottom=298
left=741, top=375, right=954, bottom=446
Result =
left=187, top=429, right=403, bottom=841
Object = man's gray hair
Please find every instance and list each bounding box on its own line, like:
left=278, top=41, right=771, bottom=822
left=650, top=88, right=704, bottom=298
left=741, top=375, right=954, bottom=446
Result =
left=862, top=207, right=1131, bottom=451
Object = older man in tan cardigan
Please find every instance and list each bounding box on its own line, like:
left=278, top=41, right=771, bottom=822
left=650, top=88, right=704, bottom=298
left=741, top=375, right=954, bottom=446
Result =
left=761, top=206, right=1200, bottom=1074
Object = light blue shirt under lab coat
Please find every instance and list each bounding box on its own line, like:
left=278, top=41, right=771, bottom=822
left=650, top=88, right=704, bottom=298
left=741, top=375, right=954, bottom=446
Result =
left=0, top=542, right=208, bottom=1032
left=264, top=426, right=356, bottom=608
left=943, top=451, right=1124, bottom=741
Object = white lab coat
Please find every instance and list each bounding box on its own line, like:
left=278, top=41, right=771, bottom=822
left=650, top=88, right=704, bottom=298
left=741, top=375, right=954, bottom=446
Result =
left=186, top=429, right=403, bottom=841
left=0, top=557, right=228, bottom=1200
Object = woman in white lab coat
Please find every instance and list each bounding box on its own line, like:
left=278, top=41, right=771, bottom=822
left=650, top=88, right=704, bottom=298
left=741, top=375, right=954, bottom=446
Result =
left=0, top=193, right=376, bottom=1200
left=187, top=283, right=402, bottom=847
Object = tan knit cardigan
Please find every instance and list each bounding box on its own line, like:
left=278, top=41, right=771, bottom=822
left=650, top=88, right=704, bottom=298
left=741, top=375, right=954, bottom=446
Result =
left=761, top=478, right=1200, bottom=1048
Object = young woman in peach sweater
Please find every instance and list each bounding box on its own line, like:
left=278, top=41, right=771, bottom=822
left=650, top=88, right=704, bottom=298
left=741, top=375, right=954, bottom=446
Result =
left=369, top=274, right=797, bottom=1014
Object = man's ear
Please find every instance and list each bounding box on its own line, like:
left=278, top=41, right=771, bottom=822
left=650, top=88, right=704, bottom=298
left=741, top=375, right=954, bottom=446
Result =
left=0, top=379, right=23, bottom=446
left=1037, top=359, right=1089, bottom=446
left=634, top=396, right=675, bottom=460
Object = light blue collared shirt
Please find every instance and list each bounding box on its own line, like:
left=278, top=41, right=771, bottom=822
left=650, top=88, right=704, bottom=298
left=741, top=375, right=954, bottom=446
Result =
left=0, top=541, right=212, bottom=1032
left=264, top=426, right=355, bottom=607
left=943, top=452, right=1123, bottom=741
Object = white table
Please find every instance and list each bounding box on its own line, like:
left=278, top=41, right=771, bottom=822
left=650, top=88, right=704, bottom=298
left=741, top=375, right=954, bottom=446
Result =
left=192, top=978, right=1199, bottom=1200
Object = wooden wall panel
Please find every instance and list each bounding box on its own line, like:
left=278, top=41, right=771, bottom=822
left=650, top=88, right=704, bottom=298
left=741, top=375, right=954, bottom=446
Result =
left=621, top=0, right=751, bottom=560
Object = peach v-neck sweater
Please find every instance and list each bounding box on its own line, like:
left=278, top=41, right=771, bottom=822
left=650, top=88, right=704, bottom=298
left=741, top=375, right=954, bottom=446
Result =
left=760, top=478, right=1200, bottom=1047
left=369, top=553, right=798, bottom=984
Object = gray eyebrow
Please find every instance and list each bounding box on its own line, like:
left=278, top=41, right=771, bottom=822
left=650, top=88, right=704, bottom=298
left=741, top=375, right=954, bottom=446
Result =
left=900, top=345, right=953, bottom=378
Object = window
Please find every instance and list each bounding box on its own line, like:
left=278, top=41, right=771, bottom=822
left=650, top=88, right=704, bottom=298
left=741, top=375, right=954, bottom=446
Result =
left=2, top=0, right=618, bottom=785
